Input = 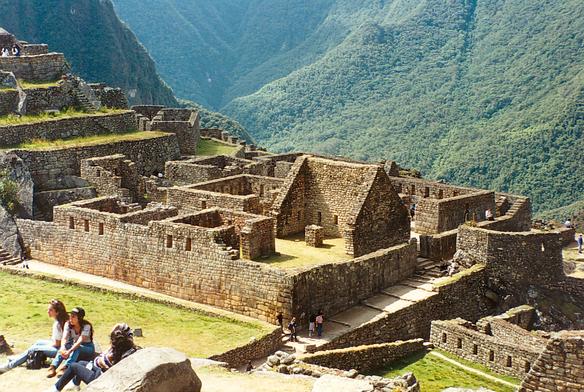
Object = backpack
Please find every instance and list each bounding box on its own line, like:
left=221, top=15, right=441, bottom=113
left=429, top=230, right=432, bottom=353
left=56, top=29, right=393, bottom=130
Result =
left=26, top=351, right=47, bottom=370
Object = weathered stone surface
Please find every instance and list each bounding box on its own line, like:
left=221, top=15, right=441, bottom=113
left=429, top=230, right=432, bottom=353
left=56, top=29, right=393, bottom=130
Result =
left=0, top=205, right=23, bottom=258
left=0, top=152, right=34, bottom=218
left=85, top=347, right=201, bottom=392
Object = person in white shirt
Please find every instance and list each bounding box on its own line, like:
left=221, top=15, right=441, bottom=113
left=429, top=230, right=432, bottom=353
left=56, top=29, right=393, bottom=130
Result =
left=47, top=307, right=95, bottom=378
left=565, top=219, right=573, bottom=228
left=0, top=299, right=69, bottom=373
left=485, top=209, right=494, bottom=221
left=1, top=48, right=9, bottom=57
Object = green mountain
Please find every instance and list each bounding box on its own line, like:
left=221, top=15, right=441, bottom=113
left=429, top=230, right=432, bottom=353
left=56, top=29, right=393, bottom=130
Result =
left=0, top=0, right=177, bottom=106
left=114, top=0, right=584, bottom=212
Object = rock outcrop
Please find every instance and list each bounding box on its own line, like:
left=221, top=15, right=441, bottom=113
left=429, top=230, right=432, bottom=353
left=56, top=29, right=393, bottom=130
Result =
left=85, top=348, right=202, bottom=392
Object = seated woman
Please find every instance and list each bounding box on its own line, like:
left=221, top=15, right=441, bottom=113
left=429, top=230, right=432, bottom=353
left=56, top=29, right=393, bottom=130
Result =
left=50, top=323, right=138, bottom=391
left=47, top=307, right=95, bottom=378
left=0, top=299, right=68, bottom=373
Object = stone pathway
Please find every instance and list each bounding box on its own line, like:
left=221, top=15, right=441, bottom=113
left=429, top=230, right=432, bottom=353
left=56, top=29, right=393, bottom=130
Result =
left=428, top=351, right=519, bottom=389
left=284, top=258, right=443, bottom=354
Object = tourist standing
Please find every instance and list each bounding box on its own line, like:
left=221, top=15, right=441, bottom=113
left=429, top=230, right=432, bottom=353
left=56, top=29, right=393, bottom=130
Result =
left=288, top=317, right=298, bottom=342
left=11, top=45, right=20, bottom=57
left=276, top=312, right=283, bottom=331
left=308, top=314, right=316, bottom=337
left=316, top=311, right=324, bottom=338
left=0, top=300, right=68, bottom=374
left=485, top=209, right=494, bottom=221
left=565, top=219, right=573, bottom=228
left=1, top=48, right=8, bottom=57
left=577, top=234, right=583, bottom=254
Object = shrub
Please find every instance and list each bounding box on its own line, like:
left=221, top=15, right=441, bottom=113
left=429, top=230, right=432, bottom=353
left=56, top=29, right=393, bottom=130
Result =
left=0, top=171, right=19, bottom=213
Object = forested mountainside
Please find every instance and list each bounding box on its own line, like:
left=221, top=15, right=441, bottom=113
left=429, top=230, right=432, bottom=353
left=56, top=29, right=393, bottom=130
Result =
left=113, top=0, right=584, bottom=212
left=0, top=0, right=177, bottom=106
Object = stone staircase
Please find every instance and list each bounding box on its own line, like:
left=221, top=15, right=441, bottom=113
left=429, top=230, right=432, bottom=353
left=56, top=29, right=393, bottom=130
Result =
left=0, top=247, right=20, bottom=266
left=283, top=257, right=444, bottom=354
left=72, top=77, right=101, bottom=112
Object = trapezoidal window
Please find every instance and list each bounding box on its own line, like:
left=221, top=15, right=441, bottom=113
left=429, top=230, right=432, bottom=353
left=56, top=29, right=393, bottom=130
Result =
left=524, top=361, right=531, bottom=373
left=98, top=223, right=104, bottom=236
left=473, top=344, right=478, bottom=355
left=506, top=355, right=512, bottom=367
left=424, top=187, right=430, bottom=198
left=442, top=333, right=447, bottom=343
left=317, top=211, right=322, bottom=225
left=185, top=238, right=192, bottom=252
left=297, top=211, right=301, bottom=221
left=84, top=219, right=89, bottom=232
left=489, top=350, right=495, bottom=362
left=457, top=338, right=463, bottom=349
left=201, top=200, right=207, bottom=209
left=69, top=217, right=75, bottom=229
left=438, top=189, right=444, bottom=199
left=166, top=235, right=173, bottom=248
left=333, top=215, right=339, bottom=225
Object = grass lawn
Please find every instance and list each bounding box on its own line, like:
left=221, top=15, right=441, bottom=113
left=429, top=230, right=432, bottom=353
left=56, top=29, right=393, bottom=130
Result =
left=18, top=79, right=62, bottom=89
left=375, top=350, right=520, bottom=392
left=0, top=271, right=272, bottom=358
left=2, top=130, right=169, bottom=151
left=261, top=234, right=349, bottom=269
left=197, top=138, right=240, bottom=156
left=0, top=108, right=129, bottom=126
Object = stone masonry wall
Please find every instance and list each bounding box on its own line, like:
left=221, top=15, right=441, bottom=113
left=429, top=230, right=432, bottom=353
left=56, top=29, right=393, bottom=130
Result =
left=520, top=330, right=584, bottom=392
left=389, top=176, right=476, bottom=199
left=0, top=89, right=19, bottom=116
left=14, top=134, right=180, bottom=191
left=430, top=318, right=546, bottom=378
left=23, top=85, right=76, bottom=115
left=0, top=111, right=137, bottom=147
left=299, top=339, right=424, bottom=373
left=0, top=53, right=68, bottom=82
left=209, top=327, right=282, bottom=367
left=291, top=241, right=418, bottom=324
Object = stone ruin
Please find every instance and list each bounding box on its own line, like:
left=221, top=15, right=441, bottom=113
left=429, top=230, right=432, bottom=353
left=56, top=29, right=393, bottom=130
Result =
left=0, top=28, right=582, bottom=391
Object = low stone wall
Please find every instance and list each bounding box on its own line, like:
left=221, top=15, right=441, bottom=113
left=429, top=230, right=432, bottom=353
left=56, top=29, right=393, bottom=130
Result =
left=291, top=241, right=418, bottom=326
left=430, top=318, right=546, bottom=378
left=209, top=327, right=282, bottom=367
left=299, top=339, right=424, bottom=373
left=23, top=84, right=76, bottom=115
left=0, top=89, right=19, bottom=116
left=319, top=265, right=491, bottom=351
left=0, top=111, right=137, bottom=147
left=13, top=133, right=180, bottom=191
left=519, top=331, right=584, bottom=392
left=0, top=53, right=68, bottom=82
left=479, top=194, right=531, bottom=232
left=389, top=176, right=476, bottom=199
left=418, top=229, right=458, bottom=260
left=33, top=187, right=97, bottom=221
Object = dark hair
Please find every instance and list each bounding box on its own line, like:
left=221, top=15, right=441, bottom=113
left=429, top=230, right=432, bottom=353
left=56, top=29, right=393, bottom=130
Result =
left=110, top=323, right=136, bottom=364
left=71, top=307, right=93, bottom=341
left=50, top=299, right=68, bottom=330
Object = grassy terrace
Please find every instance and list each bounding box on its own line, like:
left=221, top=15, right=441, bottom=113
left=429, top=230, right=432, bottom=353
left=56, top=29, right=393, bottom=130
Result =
left=0, top=271, right=272, bottom=358
left=18, top=79, right=62, bottom=89
left=197, top=137, right=240, bottom=156
left=376, top=350, right=520, bottom=392
left=0, top=108, right=129, bottom=126
left=0, top=130, right=169, bottom=151
left=261, top=234, right=349, bottom=269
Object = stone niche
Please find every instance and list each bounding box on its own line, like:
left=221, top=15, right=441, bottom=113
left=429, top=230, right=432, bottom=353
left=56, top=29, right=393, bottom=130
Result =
left=305, top=224, right=324, bottom=247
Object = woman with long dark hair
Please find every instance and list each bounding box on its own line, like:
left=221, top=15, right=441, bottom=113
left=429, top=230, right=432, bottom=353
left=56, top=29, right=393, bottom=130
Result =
left=51, top=323, right=138, bottom=391
left=0, top=299, right=68, bottom=374
left=47, top=307, right=95, bottom=378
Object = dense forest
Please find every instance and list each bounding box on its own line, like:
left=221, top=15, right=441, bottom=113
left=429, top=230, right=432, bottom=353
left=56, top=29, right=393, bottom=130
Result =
left=113, top=0, right=584, bottom=213
left=0, top=0, right=177, bottom=106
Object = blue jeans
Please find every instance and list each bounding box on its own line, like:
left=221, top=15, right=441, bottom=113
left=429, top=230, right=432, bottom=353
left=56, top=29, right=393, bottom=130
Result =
left=7, top=339, right=58, bottom=369
left=317, top=323, right=323, bottom=337
left=55, top=361, right=102, bottom=391
left=51, top=342, right=95, bottom=368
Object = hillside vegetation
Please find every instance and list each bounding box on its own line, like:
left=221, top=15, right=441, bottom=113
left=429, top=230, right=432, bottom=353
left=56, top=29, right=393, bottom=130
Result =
left=0, top=0, right=177, bottom=106
left=113, top=0, right=584, bottom=212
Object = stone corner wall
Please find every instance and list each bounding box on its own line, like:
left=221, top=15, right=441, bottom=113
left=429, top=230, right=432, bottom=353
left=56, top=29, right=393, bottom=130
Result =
left=208, top=327, right=282, bottom=367
left=299, top=338, right=424, bottom=373
left=519, top=330, right=584, bottom=392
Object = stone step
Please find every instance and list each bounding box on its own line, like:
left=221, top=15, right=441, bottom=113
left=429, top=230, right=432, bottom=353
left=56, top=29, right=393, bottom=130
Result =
left=382, top=285, right=437, bottom=302
left=362, top=293, right=415, bottom=313
left=330, top=305, right=382, bottom=328
left=399, top=278, right=435, bottom=291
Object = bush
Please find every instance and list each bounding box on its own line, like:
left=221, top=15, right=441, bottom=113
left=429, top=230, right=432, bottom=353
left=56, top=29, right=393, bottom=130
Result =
left=0, top=171, right=19, bottom=213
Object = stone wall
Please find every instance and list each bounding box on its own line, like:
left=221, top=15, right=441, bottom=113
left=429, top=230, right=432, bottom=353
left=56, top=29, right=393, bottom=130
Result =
left=22, top=44, right=48, bottom=56
left=13, top=133, right=180, bottom=191
left=89, top=84, right=128, bottom=109
left=430, top=318, right=547, bottom=378
left=319, top=265, right=492, bottom=350
left=209, top=327, right=282, bottom=367
left=389, top=176, right=476, bottom=199
left=0, top=111, right=137, bottom=147
left=414, top=190, right=496, bottom=235
left=291, top=241, right=418, bottom=324
left=165, top=155, right=264, bottom=185
left=299, top=339, right=424, bottom=373
left=23, top=84, right=76, bottom=115
left=0, top=88, right=19, bottom=116
left=0, top=53, right=68, bottom=82
left=147, top=109, right=200, bottom=155
left=520, top=330, right=584, bottom=392
left=34, top=187, right=97, bottom=221
left=80, top=154, right=144, bottom=202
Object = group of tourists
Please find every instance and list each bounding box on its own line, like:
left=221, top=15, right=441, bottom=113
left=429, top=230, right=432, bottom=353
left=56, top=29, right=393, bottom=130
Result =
left=0, top=299, right=138, bottom=391
left=1, top=45, right=20, bottom=57
left=277, top=310, right=325, bottom=342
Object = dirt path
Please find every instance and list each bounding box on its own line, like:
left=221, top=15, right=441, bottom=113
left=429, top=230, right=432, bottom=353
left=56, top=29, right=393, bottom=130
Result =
left=428, top=351, right=519, bottom=389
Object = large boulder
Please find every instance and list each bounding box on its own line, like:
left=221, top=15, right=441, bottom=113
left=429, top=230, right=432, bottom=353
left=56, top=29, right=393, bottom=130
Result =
left=0, top=205, right=23, bottom=258
left=0, top=152, right=34, bottom=218
left=86, top=348, right=202, bottom=392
